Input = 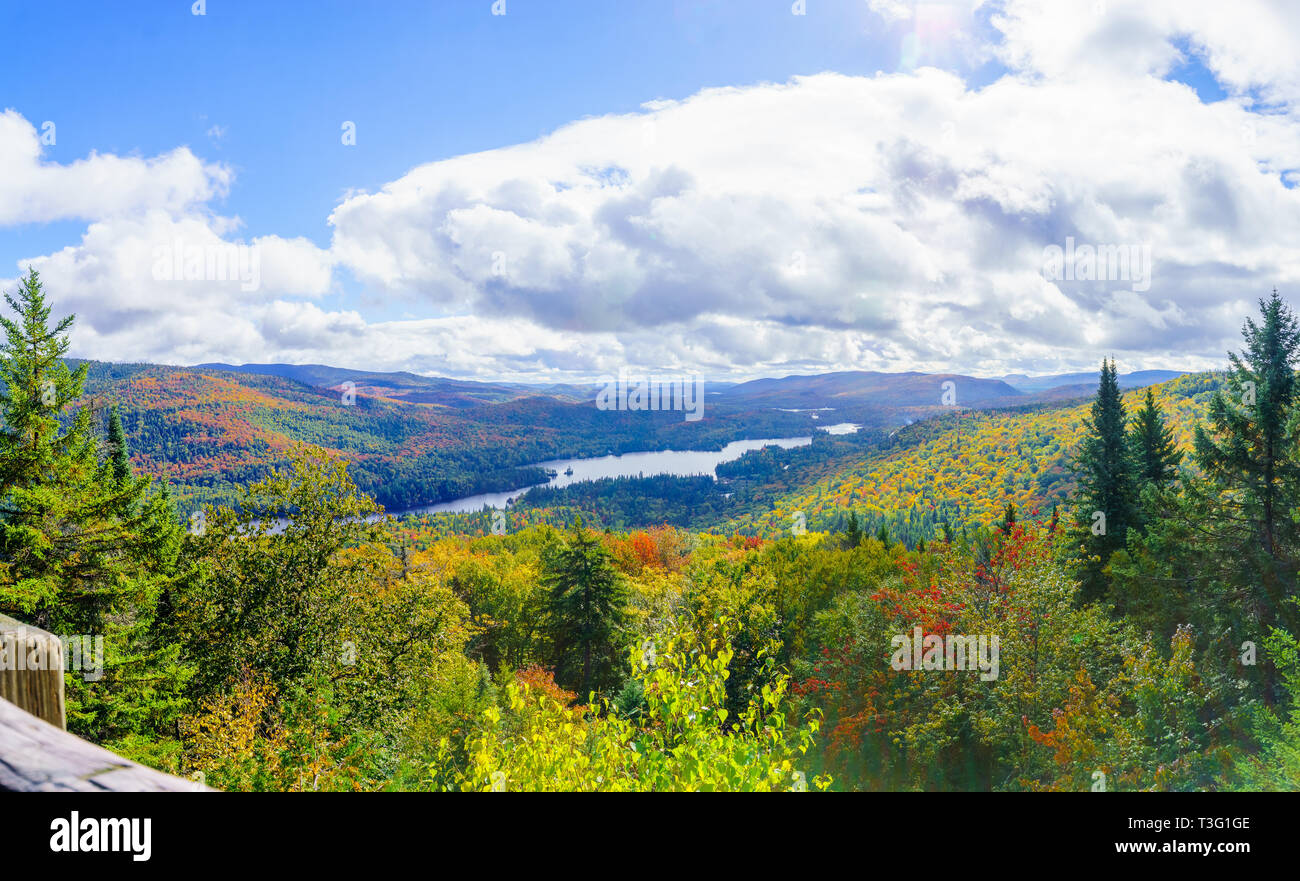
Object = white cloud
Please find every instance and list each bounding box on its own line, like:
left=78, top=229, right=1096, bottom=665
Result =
left=0, top=110, right=232, bottom=226
left=5, top=2, right=1300, bottom=380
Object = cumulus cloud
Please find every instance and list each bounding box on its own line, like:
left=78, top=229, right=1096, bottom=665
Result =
left=0, top=111, right=232, bottom=226
left=5, top=1, right=1300, bottom=380
left=325, top=55, right=1300, bottom=376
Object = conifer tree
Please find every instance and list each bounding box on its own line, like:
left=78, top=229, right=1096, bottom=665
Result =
left=1187, top=290, right=1300, bottom=634
left=106, top=403, right=131, bottom=485
left=1112, top=292, right=1300, bottom=702
left=0, top=270, right=186, bottom=747
left=998, top=502, right=1017, bottom=534
left=545, top=517, right=629, bottom=697
left=1069, top=358, right=1137, bottom=603
left=0, top=268, right=180, bottom=633
left=843, top=510, right=863, bottom=549
left=1129, top=387, right=1182, bottom=490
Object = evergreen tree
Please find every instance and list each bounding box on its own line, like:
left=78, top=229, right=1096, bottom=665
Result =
left=876, top=523, right=891, bottom=550
left=998, top=502, right=1017, bottom=534
left=0, top=269, right=179, bottom=633
left=1187, top=290, right=1300, bottom=634
left=1129, top=387, right=1182, bottom=490
left=544, top=518, right=629, bottom=697
left=1068, top=358, right=1137, bottom=603
left=843, top=510, right=863, bottom=549
left=1112, top=291, right=1300, bottom=702
left=106, top=403, right=131, bottom=485
left=0, top=270, right=185, bottom=747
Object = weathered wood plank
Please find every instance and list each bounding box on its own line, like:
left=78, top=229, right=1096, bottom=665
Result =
left=0, top=613, right=65, bottom=729
left=0, top=697, right=212, bottom=791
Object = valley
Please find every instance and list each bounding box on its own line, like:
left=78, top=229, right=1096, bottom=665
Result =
left=75, top=357, right=1196, bottom=538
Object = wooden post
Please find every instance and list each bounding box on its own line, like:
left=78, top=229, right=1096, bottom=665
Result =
left=0, top=697, right=212, bottom=791
left=0, top=613, right=66, bottom=730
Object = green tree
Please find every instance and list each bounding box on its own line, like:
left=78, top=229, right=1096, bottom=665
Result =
left=1171, top=292, right=1300, bottom=648
left=1129, top=387, right=1182, bottom=492
left=544, top=518, right=629, bottom=697
left=842, top=510, right=863, bottom=549
left=1113, top=292, right=1300, bottom=701
left=106, top=403, right=131, bottom=485
left=1067, top=358, right=1136, bottom=603
left=998, top=501, right=1017, bottom=534
left=169, top=447, right=391, bottom=706
left=1192, top=290, right=1300, bottom=631
left=0, top=268, right=180, bottom=634
left=0, top=270, right=185, bottom=752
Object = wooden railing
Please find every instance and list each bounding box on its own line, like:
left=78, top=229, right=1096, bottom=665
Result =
left=0, top=615, right=211, bottom=792
left=0, top=613, right=65, bottom=729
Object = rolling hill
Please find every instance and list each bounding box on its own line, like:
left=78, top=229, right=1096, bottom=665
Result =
left=999, top=369, right=1185, bottom=391
left=724, top=372, right=1222, bottom=537
left=68, top=358, right=1205, bottom=522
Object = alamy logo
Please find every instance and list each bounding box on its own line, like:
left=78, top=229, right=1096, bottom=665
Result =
left=890, top=627, right=1000, bottom=681
left=594, top=369, right=705, bottom=422
left=0, top=630, right=103, bottom=681
left=50, top=812, right=151, bottom=862
left=151, top=238, right=261, bottom=292
left=1041, top=237, right=1151, bottom=293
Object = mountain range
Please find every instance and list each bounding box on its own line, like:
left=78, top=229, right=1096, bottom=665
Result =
left=67, top=359, right=1187, bottom=516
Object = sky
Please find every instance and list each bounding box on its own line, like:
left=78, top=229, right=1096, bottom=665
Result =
left=2, top=0, right=1299, bottom=382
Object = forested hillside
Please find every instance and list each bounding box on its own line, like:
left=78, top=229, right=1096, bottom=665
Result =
left=728, top=373, right=1222, bottom=539
left=73, top=361, right=844, bottom=515
left=5, top=271, right=1299, bottom=792
left=70, top=356, right=1129, bottom=522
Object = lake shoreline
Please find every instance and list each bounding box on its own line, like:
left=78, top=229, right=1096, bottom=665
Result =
left=388, top=435, right=820, bottom=517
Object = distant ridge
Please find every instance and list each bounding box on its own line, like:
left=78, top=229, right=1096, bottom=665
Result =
left=195, top=362, right=587, bottom=407
left=194, top=362, right=1171, bottom=411
left=718, top=370, right=1024, bottom=409
left=998, top=369, right=1184, bottom=392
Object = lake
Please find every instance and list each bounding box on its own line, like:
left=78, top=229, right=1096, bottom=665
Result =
left=393, top=436, right=814, bottom=516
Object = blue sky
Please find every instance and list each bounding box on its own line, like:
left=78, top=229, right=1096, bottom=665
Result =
left=4, top=1, right=985, bottom=276
left=2, top=1, right=1298, bottom=380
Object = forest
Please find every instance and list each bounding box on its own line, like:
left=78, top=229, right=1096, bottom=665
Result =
left=70, top=357, right=868, bottom=517
left=2, top=267, right=1298, bottom=791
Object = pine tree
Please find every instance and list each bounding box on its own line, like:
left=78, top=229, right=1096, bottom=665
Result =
left=0, top=270, right=186, bottom=746
left=0, top=268, right=180, bottom=633
left=1111, top=291, right=1300, bottom=703
left=1187, top=290, right=1300, bottom=635
left=1129, top=387, right=1182, bottom=490
left=876, top=523, right=891, bottom=550
left=1069, top=358, right=1137, bottom=603
left=106, top=403, right=131, bottom=485
left=843, top=510, right=863, bottom=549
left=545, top=518, right=629, bottom=697
left=998, top=502, right=1017, bottom=534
